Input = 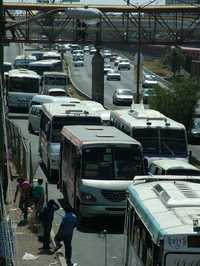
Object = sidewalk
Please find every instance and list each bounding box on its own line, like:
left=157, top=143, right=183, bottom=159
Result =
left=6, top=169, right=61, bottom=266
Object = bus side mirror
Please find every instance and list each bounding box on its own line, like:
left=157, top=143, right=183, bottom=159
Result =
left=144, top=158, right=149, bottom=174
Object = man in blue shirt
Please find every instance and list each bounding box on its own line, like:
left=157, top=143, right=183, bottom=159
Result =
left=55, top=205, right=77, bottom=266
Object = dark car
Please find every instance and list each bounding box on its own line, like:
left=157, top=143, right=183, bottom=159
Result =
left=188, top=117, right=200, bottom=143
left=112, top=89, right=133, bottom=105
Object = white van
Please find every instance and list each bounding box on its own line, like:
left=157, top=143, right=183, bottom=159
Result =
left=149, top=159, right=200, bottom=176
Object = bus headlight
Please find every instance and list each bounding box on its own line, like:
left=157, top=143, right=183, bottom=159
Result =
left=80, top=192, right=97, bottom=203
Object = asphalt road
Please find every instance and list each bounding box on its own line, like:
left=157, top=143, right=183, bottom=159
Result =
left=67, top=51, right=135, bottom=108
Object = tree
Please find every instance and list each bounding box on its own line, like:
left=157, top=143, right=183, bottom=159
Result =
left=149, top=77, right=200, bottom=130
left=162, top=46, right=185, bottom=76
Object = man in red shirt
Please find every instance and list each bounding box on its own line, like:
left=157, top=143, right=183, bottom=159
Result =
left=14, top=177, right=32, bottom=224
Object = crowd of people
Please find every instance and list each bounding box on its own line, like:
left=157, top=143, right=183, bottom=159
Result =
left=13, top=177, right=77, bottom=266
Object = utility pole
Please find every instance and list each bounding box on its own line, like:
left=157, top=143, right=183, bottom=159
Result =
left=0, top=0, right=4, bottom=180
left=136, top=7, right=141, bottom=104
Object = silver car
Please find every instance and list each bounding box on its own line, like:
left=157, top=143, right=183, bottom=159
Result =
left=112, top=89, right=133, bottom=105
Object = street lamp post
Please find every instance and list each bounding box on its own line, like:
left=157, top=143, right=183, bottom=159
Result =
left=136, top=7, right=141, bottom=104
left=0, top=0, right=4, bottom=180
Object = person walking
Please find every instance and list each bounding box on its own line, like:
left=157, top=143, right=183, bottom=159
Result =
left=14, top=177, right=32, bottom=224
left=32, top=178, right=45, bottom=218
left=54, top=206, right=77, bottom=266
left=40, top=199, right=59, bottom=250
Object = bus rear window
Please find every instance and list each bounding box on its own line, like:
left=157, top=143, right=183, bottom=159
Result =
left=51, top=116, right=102, bottom=142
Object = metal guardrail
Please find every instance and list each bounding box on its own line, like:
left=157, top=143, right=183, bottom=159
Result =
left=6, top=119, right=34, bottom=183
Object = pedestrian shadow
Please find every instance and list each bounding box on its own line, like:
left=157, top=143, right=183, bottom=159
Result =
left=57, top=198, right=124, bottom=234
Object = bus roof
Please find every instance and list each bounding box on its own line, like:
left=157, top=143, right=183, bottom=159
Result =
left=151, top=159, right=200, bottom=171
left=81, top=100, right=105, bottom=112
left=15, top=54, right=36, bottom=60
left=42, top=51, right=61, bottom=59
left=128, top=176, right=200, bottom=243
left=29, top=59, right=61, bottom=66
left=8, top=68, right=40, bottom=79
left=111, top=105, right=185, bottom=129
left=61, top=125, right=142, bottom=147
left=43, top=71, right=67, bottom=77
left=42, top=101, right=98, bottom=119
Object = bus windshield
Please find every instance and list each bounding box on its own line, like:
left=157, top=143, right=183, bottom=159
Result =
left=132, top=128, right=187, bottom=157
left=8, top=77, right=39, bottom=93
left=82, top=146, right=144, bottom=180
left=51, top=116, right=102, bottom=142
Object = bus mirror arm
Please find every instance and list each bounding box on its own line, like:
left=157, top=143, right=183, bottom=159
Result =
left=144, top=158, right=149, bottom=174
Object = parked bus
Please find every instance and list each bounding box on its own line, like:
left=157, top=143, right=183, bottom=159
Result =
left=39, top=102, right=103, bottom=180
left=28, top=59, right=63, bottom=76
left=124, top=175, right=200, bottom=266
left=60, top=125, right=144, bottom=220
left=14, top=55, right=36, bottom=69
left=41, top=71, right=68, bottom=95
left=7, top=69, right=40, bottom=111
left=110, top=105, right=188, bottom=166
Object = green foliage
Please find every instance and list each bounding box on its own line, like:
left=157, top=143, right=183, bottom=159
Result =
left=149, top=78, right=200, bottom=129
left=161, top=46, right=185, bottom=76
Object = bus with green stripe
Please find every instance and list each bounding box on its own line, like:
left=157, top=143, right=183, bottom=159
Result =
left=123, top=175, right=200, bottom=266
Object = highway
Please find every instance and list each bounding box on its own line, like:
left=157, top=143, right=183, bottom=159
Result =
left=4, top=44, right=200, bottom=266
left=67, top=51, right=135, bottom=108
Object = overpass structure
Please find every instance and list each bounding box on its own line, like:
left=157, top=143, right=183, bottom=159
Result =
left=2, top=3, right=200, bottom=45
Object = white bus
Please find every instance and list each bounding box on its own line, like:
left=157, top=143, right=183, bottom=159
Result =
left=7, top=69, right=41, bottom=111
left=39, top=102, right=103, bottom=181
left=41, top=71, right=69, bottom=95
left=14, top=55, right=37, bottom=69
left=124, top=175, right=200, bottom=266
left=28, top=59, right=63, bottom=76
left=60, top=125, right=144, bottom=219
left=110, top=105, right=188, bottom=166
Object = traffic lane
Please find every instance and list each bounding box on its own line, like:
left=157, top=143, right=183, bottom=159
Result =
left=189, top=144, right=200, bottom=162
left=69, top=53, right=135, bottom=108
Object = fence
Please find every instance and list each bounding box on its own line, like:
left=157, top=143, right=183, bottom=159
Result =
left=6, top=119, right=34, bottom=184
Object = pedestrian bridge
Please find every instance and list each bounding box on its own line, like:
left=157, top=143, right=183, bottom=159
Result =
left=2, top=3, right=200, bottom=45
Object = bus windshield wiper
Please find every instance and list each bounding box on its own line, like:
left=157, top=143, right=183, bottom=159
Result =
left=162, top=142, right=175, bottom=157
